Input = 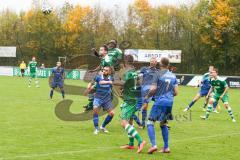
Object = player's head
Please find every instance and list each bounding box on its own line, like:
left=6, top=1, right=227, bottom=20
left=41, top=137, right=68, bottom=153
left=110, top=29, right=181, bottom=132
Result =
left=209, top=65, right=214, bottom=72
left=99, top=45, right=108, bottom=57
left=22, top=60, right=24, bottom=63
left=102, top=66, right=111, bottom=76
left=56, top=61, right=61, bottom=68
left=124, top=55, right=134, bottom=66
left=160, top=57, right=169, bottom=69
left=108, top=39, right=117, bottom=49
left=150, top=57, right=157, bottom=67
left=210, top=68, right=218, bottom=78
left=32, top=57, right=36, bottom=61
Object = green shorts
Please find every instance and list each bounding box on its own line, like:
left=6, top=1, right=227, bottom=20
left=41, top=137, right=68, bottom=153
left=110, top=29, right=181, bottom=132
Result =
left=29, top=72, right=36, bottom=78
left=213, top=92, right=229, bottom=104
left=120, top=101, right=137, bottom=121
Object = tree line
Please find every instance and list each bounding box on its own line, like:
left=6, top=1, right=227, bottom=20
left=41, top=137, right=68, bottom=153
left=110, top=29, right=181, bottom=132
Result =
left=0, top=0, right=239, bottom=75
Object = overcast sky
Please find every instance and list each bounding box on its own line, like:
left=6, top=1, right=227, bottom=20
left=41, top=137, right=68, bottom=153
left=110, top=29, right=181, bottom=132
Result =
left=0, top=0, right=196, bottom=13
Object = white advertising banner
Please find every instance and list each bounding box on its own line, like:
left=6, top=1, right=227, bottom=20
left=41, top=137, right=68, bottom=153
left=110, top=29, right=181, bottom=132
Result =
left=0, top=66, right=13, bottom=76
left=125, top=49, right=181, bottom=63
left=187, top=76, right=227, bottom=87
left=0, top=46, right=16, bottom=57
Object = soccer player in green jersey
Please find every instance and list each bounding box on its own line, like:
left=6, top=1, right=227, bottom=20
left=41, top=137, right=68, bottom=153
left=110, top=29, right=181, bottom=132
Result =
left=107, top=40, right=123, bottom=71
left=183, top=66, right=218, bottom=112
left=114, top=55, right=146, bottom=154
left=28, top=57, right=39, bottom=88
left=89, top=45, right=114, bottom=72
left=90, top=41, right=123, bottom=72
left=201, top=68, right=236, bottom=122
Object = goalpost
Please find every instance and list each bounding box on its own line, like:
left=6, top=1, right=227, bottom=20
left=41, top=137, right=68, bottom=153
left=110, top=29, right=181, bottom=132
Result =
left=58, top=56, right=67, bottom=67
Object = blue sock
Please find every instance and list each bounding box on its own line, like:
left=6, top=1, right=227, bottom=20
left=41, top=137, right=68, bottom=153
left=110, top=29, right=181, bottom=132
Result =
left=161, top=125, right=169, bottom=149
left=133, top=114, right=141, bottom=126
left=142, top=109, right=147, bottom=126
left=188, top=100, right=196, bottom=109
left=213, top=102, right=217, bottom=109
left=147, top=123, right=156, bottom=147
left=93, top=114, right=99, bottom=129
left=102, top=115, right=113, bottom=128
left=61, top=90, right=65, bottom=99
left=50, top=90, right=54, bottom=99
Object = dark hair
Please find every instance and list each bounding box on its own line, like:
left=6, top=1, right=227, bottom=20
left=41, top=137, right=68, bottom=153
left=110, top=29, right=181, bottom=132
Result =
left=161, top=57, right=169, bottom=67
left=124, top=55, right=134, bottom=64
left=101, top=44, right=108, bottom=51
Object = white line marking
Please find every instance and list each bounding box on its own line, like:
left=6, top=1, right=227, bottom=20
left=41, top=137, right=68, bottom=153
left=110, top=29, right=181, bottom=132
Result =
left=2, top=132, right=240, bottom=159
left=173, top=132, right=240, bottom=143
left=2, top=147, right=118, bottom=160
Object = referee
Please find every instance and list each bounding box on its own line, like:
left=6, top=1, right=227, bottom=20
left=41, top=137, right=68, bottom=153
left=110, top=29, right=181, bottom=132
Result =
left=19, top=61, right=26, bottom=77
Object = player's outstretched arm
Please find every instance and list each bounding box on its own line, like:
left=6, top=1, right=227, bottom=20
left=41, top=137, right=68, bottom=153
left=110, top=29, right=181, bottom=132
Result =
left=91, top=48, right=100, bottom=58
left=113, top=80, right=124, bottom=87
left=99, top=80, right=113, bottom=85
left=220, top=86, right=229, bottom=99
left=89, top=65, right=100, bottom=73
left=83, top=82, right=93, bottom=96
left=174, top=85, right=179, bottom=96
left=206, top=87, right=213, bottom=99
left=145, top=84, right=157, bottom=100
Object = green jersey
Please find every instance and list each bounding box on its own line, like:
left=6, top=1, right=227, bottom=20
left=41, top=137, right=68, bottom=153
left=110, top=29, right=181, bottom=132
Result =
left=100, top=55, right=114, bottom=67
left=108, top=48, right=123, bottom=61
left=122, top=68, right=139, bottom=104
left=210, top=77, right=228, bottom=94
left=28, top=61, right=37, bottom=73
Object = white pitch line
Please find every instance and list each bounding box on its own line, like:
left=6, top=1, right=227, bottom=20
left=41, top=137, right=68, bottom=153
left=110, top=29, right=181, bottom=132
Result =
left=172, top=132, right=240, bottom=143
left=2, top=132, right=240, bottom=160
left=2, top=147, right=118, bottom=160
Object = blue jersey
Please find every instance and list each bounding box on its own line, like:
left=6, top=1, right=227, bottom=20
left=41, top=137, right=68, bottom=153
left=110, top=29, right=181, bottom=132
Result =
left=154, top=70, right=178, bottom=106
left=52, top=67, right=64, bottom=82
left=201, top=72, right=211, bottom=91
left=140, top=67, right=159, bottom=86
left=94, top=74, right=113, bottom=101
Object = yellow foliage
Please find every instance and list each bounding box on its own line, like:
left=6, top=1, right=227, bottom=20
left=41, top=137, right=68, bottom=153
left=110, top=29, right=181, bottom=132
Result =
left=210, top=0, right=233, bottom=30
left=23, top=10, right=34, bottom=21
left=134, top=0, right=151, bottom=13
left=64, top=5, right=91, bottom=33
left=201, top=35, right=211, bottom=44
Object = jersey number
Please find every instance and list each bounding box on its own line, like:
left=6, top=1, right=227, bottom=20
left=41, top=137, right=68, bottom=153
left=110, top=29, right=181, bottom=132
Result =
left=165, top=79, right=171, bottom=90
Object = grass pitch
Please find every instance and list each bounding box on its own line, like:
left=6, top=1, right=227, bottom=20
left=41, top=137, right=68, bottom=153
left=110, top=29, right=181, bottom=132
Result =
left=0, top=76, right=240, bottom=160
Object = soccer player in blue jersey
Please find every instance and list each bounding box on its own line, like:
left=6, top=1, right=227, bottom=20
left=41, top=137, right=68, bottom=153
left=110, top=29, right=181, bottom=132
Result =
left=139, top=57, right=159, bottom=128
left=146, top=57, right=178, bottom=154
left=92, top=66, right=115, bottom=134
left=183, top=66, right=218, bottom=112
left=49, top=62, right=65, bottom=99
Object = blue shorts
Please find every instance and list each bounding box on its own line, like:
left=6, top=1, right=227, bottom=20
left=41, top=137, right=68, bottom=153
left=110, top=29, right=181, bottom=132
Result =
left=93, top=98, right=113, bottom=111
left=51, top=81, right=63, bottom=88
left=148, top=100, right=173, bottom=122
left=136, top=98, right=143, bottom=110
left=199, top=89, right=209, bottom=97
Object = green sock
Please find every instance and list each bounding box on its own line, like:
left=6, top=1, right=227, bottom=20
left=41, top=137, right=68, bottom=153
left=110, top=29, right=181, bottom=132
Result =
left=205, top=104, right=213, bottom=118
left=125, top=124, right=142, bottom=145
left=227, top=107, right=234, bottom=119
left=128, top=133, right=134, bottom=146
